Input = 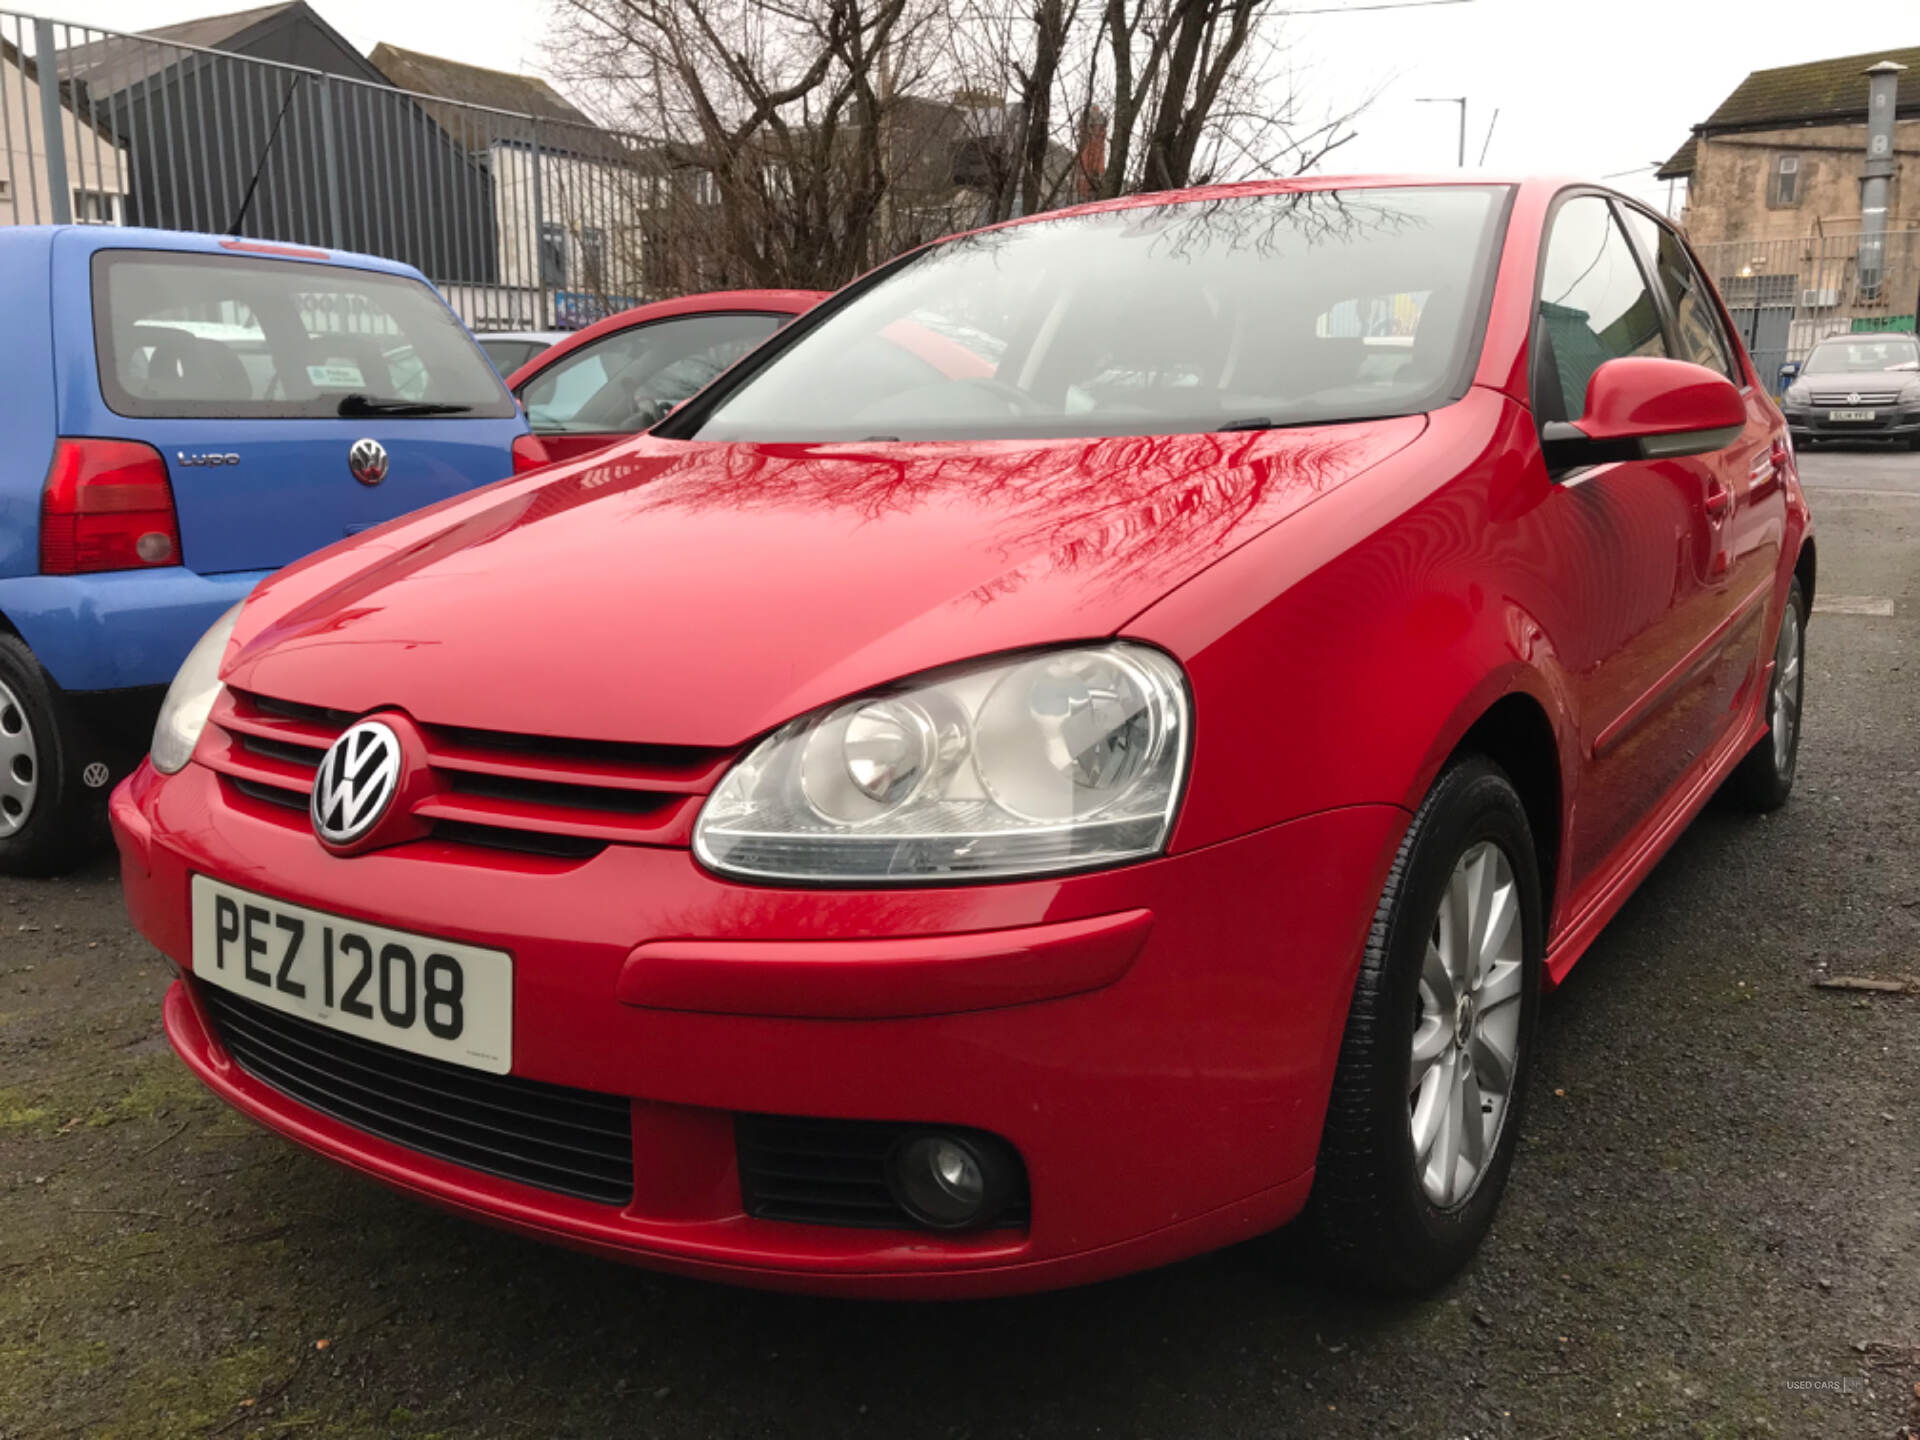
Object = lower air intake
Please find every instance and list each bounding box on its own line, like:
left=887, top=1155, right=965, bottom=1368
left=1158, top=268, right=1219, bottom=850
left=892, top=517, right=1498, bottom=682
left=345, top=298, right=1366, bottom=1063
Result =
left=200, top=986, right=634, bottom=1206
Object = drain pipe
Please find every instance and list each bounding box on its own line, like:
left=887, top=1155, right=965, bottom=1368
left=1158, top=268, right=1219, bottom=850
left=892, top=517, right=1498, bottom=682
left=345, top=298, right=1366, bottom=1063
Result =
left=1859, top=60, right=1904, bottom=300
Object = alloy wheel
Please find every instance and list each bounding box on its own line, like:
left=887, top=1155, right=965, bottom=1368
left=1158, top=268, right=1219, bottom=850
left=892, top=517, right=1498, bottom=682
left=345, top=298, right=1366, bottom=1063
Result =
left=0, top=678, right=38, bottom=838
left=1410, top=840, right=1524, bottom=1207
left=1772, top=602, right=1803, bottom=773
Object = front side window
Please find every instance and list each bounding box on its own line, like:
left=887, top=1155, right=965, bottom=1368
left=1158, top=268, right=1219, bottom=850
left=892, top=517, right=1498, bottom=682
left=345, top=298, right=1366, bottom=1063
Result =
left=93, top=250, right=515, bottom=420
left=520, top=312, right=782, bottom=434
left=687, top=185, right=1511, bottom=443
left=1533, top=195, right=1669, bottom=423
left=1621, top=208, right=1738, bottom=382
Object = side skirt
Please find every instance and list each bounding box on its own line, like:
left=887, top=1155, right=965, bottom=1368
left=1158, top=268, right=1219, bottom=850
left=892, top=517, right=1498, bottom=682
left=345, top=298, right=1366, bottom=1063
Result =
left=1542, top=661, right=1774, bottom=990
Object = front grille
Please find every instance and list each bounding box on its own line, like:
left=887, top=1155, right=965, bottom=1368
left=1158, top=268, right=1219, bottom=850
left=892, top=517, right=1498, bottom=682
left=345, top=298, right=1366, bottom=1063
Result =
left=1809, top=389, right=1901, bottom=406
left=201, top=986, right=635, bottom=1205
left=201, top=688, right=735, bottom=858
left=736, top=1114, right=1030, bottom=1231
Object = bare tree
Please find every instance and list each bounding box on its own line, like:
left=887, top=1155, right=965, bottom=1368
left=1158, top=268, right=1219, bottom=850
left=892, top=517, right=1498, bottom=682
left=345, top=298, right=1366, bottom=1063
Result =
left=551, top=0, right=966, bottom=289
left=545, top=0, right=1372, bottom=293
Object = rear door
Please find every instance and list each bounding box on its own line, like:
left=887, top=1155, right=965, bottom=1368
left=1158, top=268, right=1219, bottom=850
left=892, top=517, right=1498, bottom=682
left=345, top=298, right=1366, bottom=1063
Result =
left=71, top=242, right=525, bottom=575
left=1618, top=204, right=1782, bottom=746
left=517, top=312, right=785, bottom=463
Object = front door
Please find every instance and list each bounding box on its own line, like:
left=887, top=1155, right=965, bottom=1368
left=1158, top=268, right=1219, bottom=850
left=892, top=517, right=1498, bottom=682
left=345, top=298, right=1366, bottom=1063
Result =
left=1530, top=194, right=1741, bottom=891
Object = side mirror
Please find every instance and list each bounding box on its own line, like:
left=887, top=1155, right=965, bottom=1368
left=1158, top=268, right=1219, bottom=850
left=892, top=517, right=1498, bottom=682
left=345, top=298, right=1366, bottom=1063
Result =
left=1541, top=356, right=1746, bottom=476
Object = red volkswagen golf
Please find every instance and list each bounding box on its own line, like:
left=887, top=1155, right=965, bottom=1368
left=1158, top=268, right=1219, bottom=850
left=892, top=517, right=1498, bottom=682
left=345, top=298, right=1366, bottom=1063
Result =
left=111, top=177, right=1813, bottom=1298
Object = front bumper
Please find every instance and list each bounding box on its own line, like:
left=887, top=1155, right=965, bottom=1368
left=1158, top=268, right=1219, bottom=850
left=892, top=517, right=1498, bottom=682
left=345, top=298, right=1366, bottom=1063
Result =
left=113, top=760, right=1403, bottom=1297
left=1782, top=404, right=1920, bottom=440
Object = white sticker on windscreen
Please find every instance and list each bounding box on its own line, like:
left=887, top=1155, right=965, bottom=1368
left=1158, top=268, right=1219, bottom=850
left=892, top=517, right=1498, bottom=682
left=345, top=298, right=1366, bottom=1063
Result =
left=307, top=362, right=366, bottom=389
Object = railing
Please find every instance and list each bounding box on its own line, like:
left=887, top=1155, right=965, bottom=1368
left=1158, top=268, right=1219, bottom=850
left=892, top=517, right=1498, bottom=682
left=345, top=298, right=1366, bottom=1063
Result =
left=1692, top=229, right=1920, bottom=391
left=0, top=7, right=702, bottom=332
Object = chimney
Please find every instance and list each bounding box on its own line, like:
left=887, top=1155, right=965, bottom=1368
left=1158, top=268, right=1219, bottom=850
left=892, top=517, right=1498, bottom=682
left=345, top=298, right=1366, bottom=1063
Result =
left=1859, top=60, right=1904, bottom=299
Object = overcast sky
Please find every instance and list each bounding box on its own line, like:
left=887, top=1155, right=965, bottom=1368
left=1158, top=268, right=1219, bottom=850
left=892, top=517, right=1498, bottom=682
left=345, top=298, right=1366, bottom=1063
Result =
left=27, top=0, right=1918, bottom=215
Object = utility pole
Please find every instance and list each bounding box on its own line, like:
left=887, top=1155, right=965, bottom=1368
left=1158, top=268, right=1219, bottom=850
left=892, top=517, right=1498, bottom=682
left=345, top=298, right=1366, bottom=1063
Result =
left=1418, top=96, right=1468, bottom=168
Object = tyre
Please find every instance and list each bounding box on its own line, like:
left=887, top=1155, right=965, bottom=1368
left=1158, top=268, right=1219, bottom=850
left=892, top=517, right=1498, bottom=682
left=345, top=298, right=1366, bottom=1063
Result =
left=1723, top=576, right=1806, bottom=812
left=0, top=633, right=116, bottom=876
left=1306, top=755, right=1543, bottom=1294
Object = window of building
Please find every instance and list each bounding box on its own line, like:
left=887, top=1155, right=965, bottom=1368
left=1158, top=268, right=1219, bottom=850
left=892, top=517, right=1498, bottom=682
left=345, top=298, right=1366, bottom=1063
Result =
left=73, top=188, right=122, bottom=225
left=1768, top=154, right=1801, bottom=208
left=0, top=178, right=12, bottom=201
left=538, top=221, right=567, bottom=286
left=578, top=226, right=606, bottom=289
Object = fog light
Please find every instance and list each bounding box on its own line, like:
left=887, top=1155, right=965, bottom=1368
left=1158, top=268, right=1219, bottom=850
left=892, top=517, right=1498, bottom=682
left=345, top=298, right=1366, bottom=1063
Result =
left=886, top=1130, right=1016, bottom=1231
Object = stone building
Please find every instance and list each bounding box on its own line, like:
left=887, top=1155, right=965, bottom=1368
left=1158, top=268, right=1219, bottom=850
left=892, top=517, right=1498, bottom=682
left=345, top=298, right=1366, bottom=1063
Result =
left=1658, top=45, right=1920, bottom=244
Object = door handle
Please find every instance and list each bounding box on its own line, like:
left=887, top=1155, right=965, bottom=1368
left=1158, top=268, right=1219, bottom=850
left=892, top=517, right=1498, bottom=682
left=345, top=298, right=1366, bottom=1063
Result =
left=1705, top=481, right=1732, bottom=520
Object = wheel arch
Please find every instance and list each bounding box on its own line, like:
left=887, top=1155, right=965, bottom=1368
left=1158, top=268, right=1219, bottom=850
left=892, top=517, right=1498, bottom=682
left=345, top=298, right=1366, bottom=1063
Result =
left=1793, top=535, right=1816, bottom=613
left=1452, top=692, right=1563, bottom=926
left=1401, top=671, right=1569, bottom=935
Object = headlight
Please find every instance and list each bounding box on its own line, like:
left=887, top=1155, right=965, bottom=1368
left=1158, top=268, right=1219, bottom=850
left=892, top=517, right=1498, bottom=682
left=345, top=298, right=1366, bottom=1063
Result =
left=1784, top=383, right=1810, bottom=406
left=151, top=603, right=243, bottom=774
left=1901, top=378, right=1920, bottom=405
left=694, top=643, right=1190, bottom=883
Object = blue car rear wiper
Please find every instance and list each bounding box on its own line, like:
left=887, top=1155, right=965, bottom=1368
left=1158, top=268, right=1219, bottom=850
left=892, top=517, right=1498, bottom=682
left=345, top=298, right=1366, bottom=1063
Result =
left=336, top=394, right=473, bottom=417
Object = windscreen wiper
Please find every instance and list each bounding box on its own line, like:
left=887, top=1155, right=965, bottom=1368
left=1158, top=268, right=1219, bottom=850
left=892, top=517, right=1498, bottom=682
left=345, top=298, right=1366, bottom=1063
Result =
left=1216, top=414, right=1387, bottom=433
left=336, top=394, right=473, bottom=418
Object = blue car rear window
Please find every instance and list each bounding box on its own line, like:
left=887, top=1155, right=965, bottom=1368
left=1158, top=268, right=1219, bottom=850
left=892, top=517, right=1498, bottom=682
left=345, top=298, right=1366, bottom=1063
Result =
left=91, top=249, right=516, bottom=421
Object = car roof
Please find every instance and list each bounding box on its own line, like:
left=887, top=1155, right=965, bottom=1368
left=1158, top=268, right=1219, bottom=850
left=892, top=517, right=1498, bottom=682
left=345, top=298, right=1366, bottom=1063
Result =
left=23, top=224, right=433, bottom=282
left=505, top=288, right=827, bottom=389
left=939, top=173, right=1607, bottom=243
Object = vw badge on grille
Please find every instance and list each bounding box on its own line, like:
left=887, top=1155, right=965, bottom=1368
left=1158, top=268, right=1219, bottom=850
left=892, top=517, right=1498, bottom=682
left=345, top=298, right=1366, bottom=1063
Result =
left=312, top=720, right=402, bottom=846
left=348, top=437, right=389, bottom=486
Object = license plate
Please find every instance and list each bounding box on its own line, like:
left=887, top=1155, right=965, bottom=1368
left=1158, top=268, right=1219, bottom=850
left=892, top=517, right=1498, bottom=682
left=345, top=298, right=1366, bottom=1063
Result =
left=1828, top=409, right=1877, bottom=421
left=190, top=876, right=512, bottom=1074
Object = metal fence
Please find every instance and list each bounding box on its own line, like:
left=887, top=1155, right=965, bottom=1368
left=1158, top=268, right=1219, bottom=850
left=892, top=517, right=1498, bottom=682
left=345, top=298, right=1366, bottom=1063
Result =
left=0, top=7, right=718, bottom=331
left=1693, top=229, right=1920, bottom=394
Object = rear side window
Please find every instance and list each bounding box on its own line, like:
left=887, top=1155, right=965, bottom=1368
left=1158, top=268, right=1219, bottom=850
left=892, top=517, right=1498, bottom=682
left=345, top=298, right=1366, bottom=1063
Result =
left=1620, top=209, right=1738, bottom=382
left=1533, top=195, right=1669, bottom=423
left=520, top=313, right=781, bottom=434
left=92, top=249, right=516, bottom=420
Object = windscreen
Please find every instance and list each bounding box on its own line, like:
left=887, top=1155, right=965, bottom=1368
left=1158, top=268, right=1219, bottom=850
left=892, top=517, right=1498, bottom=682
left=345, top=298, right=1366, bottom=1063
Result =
left=93, top=249, right=517, bottom=420
left=690, top=185, right=1509, bottom=443
left=523, top=313, right=783, bottom=435
left=1803, top=337, right=1920, bottom=374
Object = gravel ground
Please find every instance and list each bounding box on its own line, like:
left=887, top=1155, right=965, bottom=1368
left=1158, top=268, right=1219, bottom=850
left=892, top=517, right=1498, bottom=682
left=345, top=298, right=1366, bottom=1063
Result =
left=2, top=447, right=1916, bottom=1440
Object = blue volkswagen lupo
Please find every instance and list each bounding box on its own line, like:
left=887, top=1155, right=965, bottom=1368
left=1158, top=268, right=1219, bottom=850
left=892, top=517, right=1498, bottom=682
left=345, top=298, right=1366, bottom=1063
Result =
left=0, top=227, right=543, bottom=874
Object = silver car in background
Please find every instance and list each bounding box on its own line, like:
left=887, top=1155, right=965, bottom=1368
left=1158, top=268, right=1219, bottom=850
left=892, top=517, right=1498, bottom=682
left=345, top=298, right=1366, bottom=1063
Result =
left=1781, top=333, right=1920, bottom=447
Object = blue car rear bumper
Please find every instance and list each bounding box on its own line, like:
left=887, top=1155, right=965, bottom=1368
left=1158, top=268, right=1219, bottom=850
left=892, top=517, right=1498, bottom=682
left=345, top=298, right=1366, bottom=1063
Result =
left=0, top=568, right=269, bottom=693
